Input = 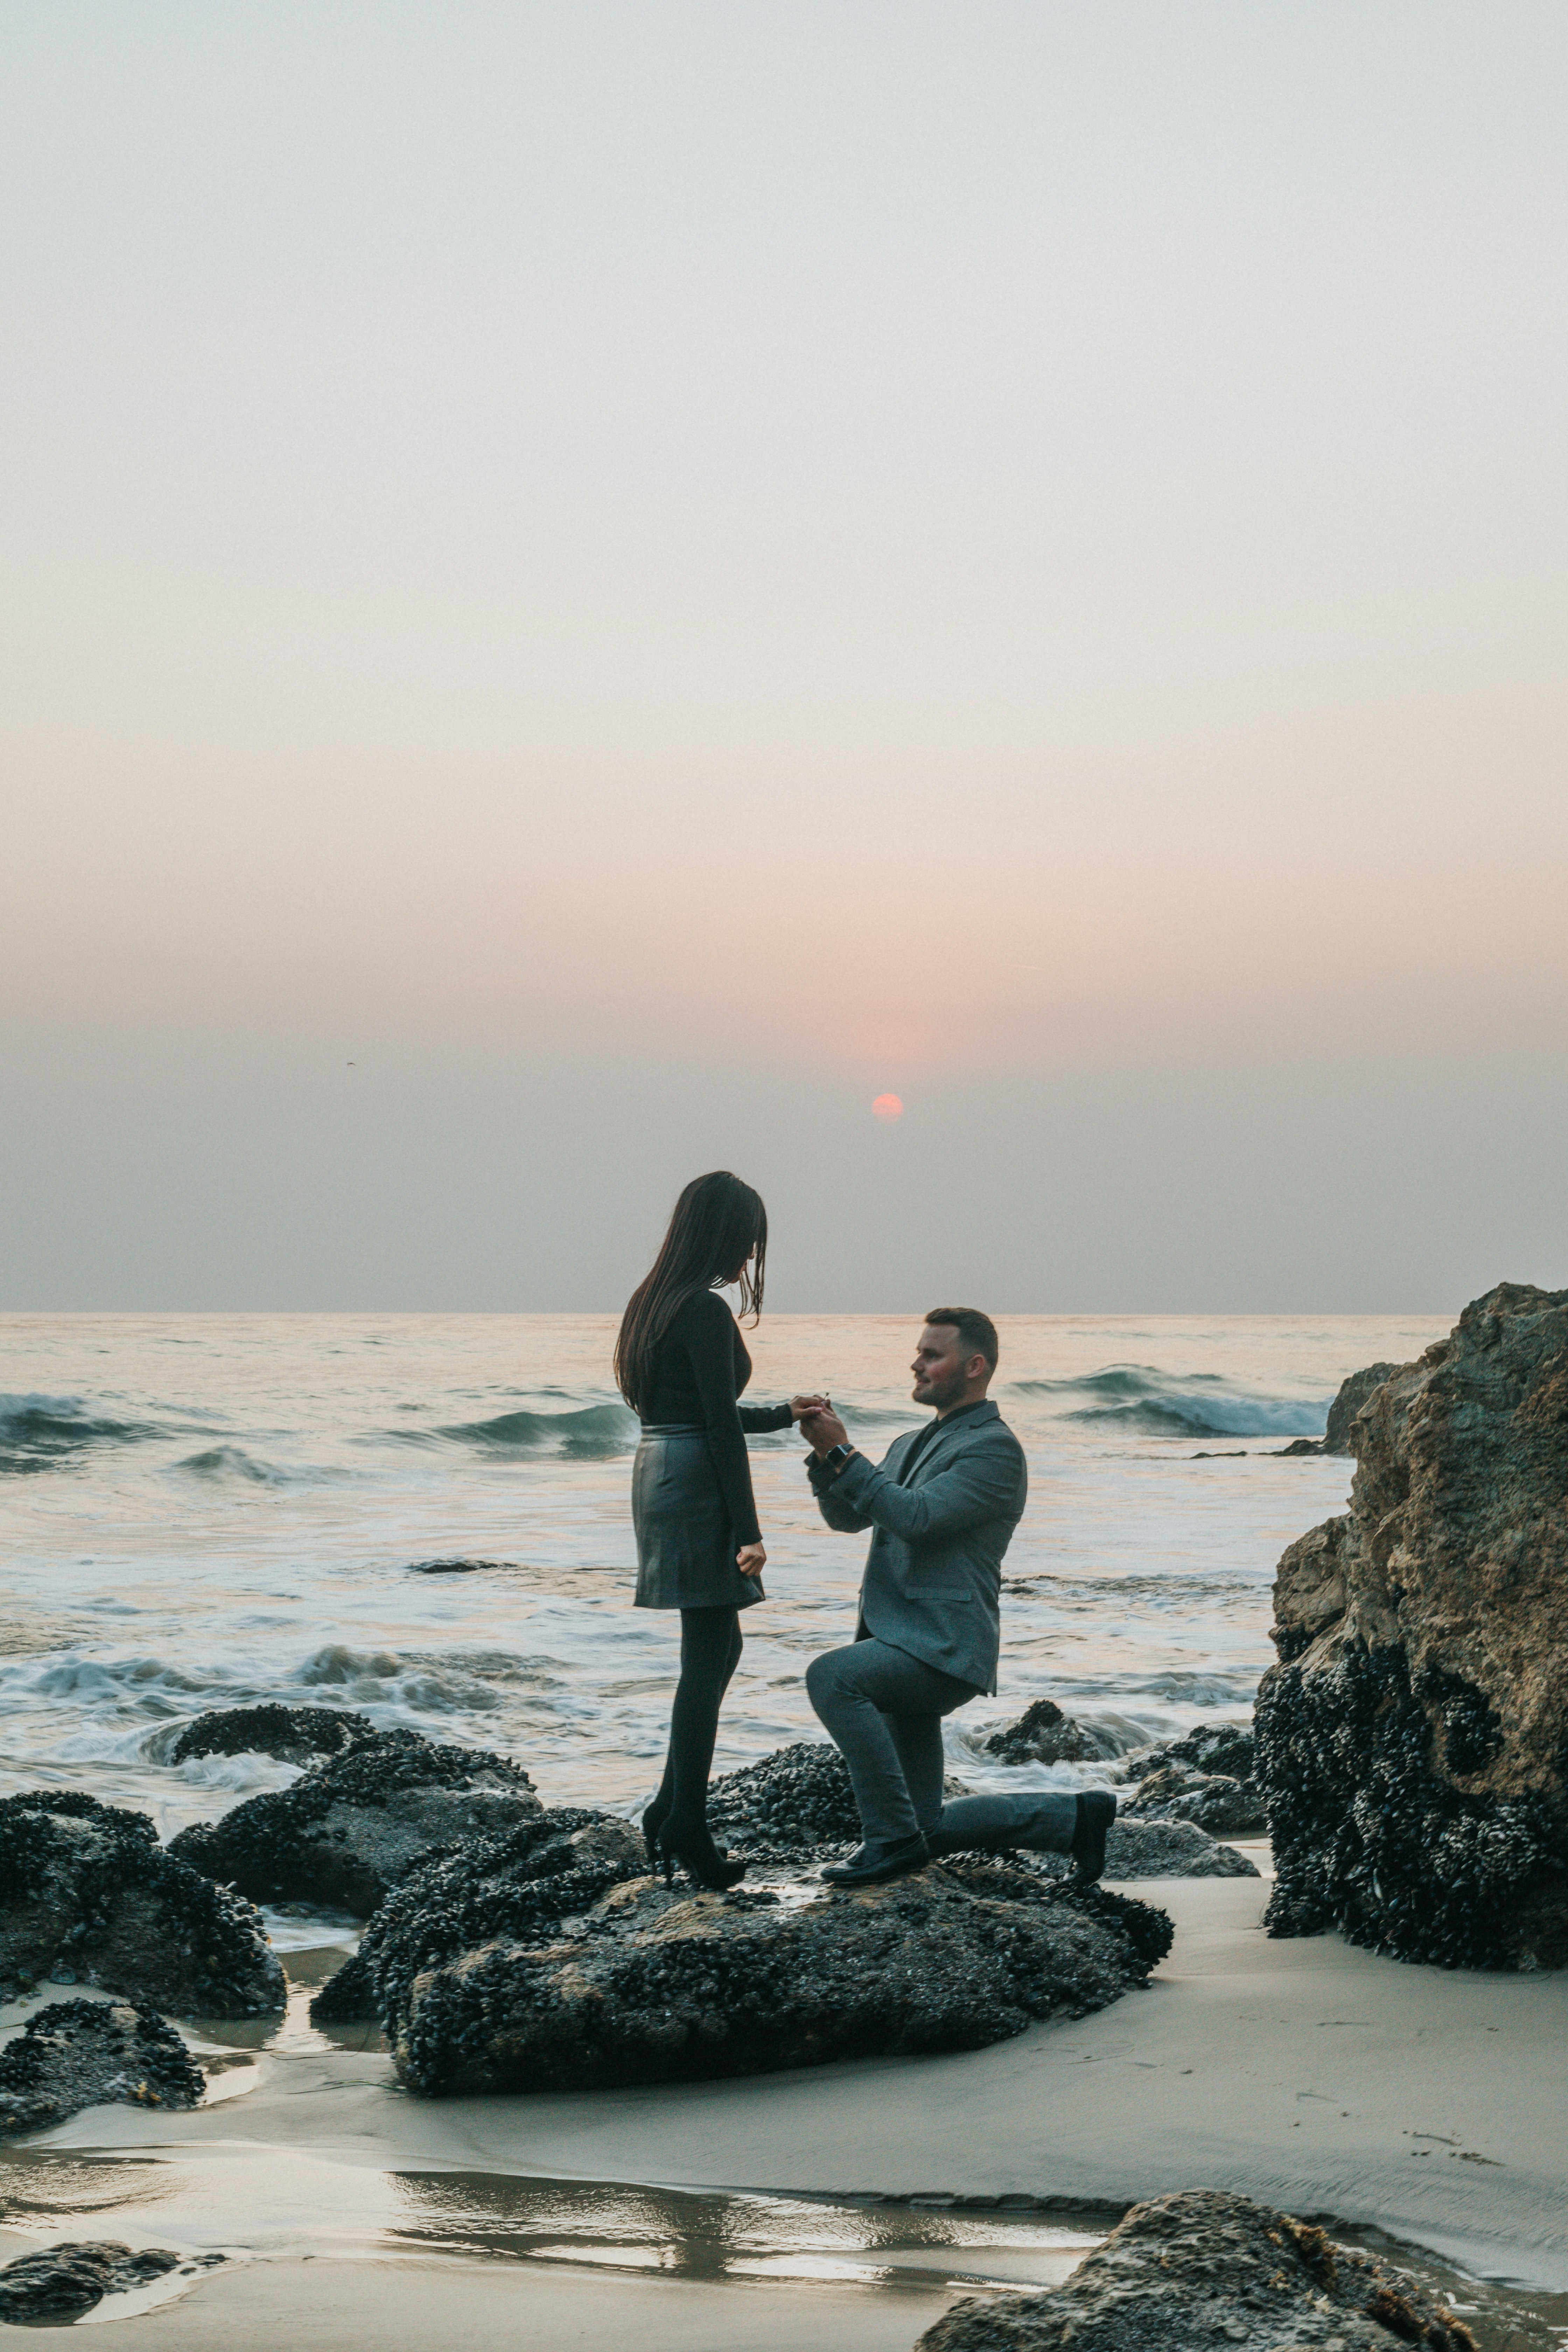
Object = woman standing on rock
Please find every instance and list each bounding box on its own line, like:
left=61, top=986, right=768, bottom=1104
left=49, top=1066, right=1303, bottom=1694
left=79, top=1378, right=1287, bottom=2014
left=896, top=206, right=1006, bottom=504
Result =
left=616, top=1170, right=821, bottom=1891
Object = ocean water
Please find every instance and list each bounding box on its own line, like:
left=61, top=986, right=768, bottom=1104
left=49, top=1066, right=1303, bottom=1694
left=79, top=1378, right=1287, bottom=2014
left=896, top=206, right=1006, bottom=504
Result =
left=0, top=1310, right=1445, bottom=1859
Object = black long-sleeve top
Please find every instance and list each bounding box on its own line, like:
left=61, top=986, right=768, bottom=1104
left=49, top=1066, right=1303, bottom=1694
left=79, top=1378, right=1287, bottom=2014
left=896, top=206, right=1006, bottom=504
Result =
left=640, top=1288, right=792, bottom=1546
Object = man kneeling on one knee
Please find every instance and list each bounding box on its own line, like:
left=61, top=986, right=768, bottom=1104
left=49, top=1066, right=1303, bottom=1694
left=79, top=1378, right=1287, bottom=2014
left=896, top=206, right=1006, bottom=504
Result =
left=802, top=1308, right=1115, bottom=1890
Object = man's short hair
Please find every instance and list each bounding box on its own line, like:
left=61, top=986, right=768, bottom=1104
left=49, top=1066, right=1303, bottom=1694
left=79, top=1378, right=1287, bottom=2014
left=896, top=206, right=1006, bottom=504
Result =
left=923, top=1306, right=999, bottom=1372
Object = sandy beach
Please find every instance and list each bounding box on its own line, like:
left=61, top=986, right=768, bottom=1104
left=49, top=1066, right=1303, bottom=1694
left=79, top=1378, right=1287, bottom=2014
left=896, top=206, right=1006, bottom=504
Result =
left=8, top=1867, right=1563, bottom=2345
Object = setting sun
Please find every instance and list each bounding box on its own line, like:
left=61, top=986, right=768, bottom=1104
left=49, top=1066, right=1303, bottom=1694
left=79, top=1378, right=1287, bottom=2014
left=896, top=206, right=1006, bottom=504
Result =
left=872, top=1094, right=904, bottom=1121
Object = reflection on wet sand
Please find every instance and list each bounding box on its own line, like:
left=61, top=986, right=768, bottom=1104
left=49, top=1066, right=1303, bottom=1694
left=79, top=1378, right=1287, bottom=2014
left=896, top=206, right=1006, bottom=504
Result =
left=1, top=2150, right=1566, bottom=2346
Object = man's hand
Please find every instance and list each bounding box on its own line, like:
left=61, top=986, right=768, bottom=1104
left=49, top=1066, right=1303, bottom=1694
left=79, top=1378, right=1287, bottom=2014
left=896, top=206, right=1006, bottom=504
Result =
left=736, top=1542, right=767, bottom=1577
left=789, top=1394, right=830, bottom=1422
left=800, top=1406, right=850, bottom=1458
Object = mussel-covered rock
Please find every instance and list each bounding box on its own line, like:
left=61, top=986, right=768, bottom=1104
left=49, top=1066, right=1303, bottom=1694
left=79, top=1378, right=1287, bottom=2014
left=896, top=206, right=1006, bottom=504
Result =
left=1055, top=1815, right=1258, bottom=1879
left=1121, top=1722, right=1255, bottom=1783
left=0, top=1997, right=205, bottom=2135
left=386, top=1856, right=1171, bottom=2094
left=1115, top=1723, right=1266, bottom=1835
left=0, top=2242, right=211, bottom=2323
left=1258, top=1283, right=1568, bottom=1970
left=917, top=2189, right=1476, bottom=2351
left=309, top=1807, right=645, bottom=2024
left=170, top=1704, right=378, bottom=1767
left=983, top=1699, right=1121, bottom=1765
left=704, top=1740, right=863, bottom=1862
left=168, top=1729, right=540, bottom=1915
left=1120, top=1765, right=1266, bottom=1837
left=0, top=1791, right=283, bottom=2016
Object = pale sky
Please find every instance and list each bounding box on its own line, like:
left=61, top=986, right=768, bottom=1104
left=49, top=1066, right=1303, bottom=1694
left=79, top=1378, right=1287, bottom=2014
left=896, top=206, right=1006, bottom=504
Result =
left=4, top=2, right=1566, bottom=1311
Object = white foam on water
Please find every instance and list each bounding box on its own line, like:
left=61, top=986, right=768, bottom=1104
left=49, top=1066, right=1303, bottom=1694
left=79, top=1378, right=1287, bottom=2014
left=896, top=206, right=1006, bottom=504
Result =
left=0, top=1311, right=1445, bottom=1819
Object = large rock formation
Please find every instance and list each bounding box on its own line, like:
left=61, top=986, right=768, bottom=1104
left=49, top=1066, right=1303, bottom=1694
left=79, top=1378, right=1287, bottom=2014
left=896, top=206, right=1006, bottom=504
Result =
left=1277, top=1360, right=1400, bottom=1457
left=0, top=1997, right=205, bottom=2135
left=0, top=1791, right=284, bottom=2016
left=170, top=1704, right=378, bottom=1767
left=917, top=2190, right=1476, bottom=2351
left=168, top=1729, right=541, bottom=1914
left=1256, top=1283, right=1568, bottom=1970
left=385, top=1856, right=1171, bottom=2094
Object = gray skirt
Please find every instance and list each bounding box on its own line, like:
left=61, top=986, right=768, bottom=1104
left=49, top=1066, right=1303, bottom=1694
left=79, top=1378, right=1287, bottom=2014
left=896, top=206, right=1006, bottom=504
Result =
left=631, top=1424, right=765, bottom=1611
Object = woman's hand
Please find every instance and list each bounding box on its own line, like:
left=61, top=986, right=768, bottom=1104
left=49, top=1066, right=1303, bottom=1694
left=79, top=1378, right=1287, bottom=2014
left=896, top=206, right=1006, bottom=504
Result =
left=789, top=1393, right=830, bottom=1422
left=800, top=1406, right=850, bottom=1457
left=736, top=1542, right=767, bottom=1577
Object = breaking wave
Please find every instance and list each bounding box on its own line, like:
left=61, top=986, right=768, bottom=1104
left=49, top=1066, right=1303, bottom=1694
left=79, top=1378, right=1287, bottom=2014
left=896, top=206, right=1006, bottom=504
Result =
left=1009, top=1365, right=1329, bottom=1439
left=428, top=1401, right=637, bottom=1458
left=171, top=1445, right=344, bottom=1488
left=0, top=1391, right=164, bottom=1475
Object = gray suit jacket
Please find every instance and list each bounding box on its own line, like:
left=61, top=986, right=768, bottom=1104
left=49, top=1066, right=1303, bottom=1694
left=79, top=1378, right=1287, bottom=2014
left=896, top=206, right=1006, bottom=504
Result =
left=807, top=1400, right=1027, bottom=1694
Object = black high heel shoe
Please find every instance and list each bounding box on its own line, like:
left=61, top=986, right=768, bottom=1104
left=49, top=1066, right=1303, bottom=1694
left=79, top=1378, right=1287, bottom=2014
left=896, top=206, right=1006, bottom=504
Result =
left=640, top=1802, right=667, bottom=1870
left=657, top=1823, right=747, bottom=1892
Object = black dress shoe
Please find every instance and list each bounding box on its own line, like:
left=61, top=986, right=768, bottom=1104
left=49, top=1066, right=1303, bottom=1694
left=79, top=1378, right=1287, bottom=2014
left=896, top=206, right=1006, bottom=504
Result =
left=1069, top=1791, right=1117, bottom=1883
left=820, top=1832, right=930, bottom=1888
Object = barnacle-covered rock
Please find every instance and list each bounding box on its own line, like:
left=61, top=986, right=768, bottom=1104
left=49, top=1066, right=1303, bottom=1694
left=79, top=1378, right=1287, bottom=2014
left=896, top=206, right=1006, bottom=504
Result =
left=1257, top=1283, right=1568, bottom=1970
left=918, top=2189, right=1476, bottom=2351
left=1120, top=1765, right=1266, bottom=1837
left=0, top=1791, right=283, bottom=2016
left=0, top=1997, right=205, bottom=2135
left=983, top=1699, right=1122, bottom=1766
left=382, top=1855, right=1170, bottom=2095
left=0, top=2241, right=216, bottom=2323
left=168, top=1729, right=540, bottom=1915
left=1116, top=1722, right=1266, bottom=1835
left=703, top=1740, right=863, bottom=1862
left=170, top=1704, right=378, bottom=1767
left=308, top=1806, right=645, bottom=2024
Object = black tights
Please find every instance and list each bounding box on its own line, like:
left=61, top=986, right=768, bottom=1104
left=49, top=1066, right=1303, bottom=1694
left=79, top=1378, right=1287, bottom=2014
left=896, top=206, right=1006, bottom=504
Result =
left=646, top=1605, right=743, bottom=1850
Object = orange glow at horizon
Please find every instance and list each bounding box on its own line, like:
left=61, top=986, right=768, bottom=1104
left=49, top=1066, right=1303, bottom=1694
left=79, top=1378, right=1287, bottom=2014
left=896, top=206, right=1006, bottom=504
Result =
left=872, top=1093, right=904, bottom=1121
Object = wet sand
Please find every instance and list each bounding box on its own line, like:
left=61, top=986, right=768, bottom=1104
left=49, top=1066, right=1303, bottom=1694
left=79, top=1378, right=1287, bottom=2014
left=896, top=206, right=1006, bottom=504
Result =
left=86, top=2258, right=992, bottom=2350
left=14, top=1871, right=1564, bottom=2352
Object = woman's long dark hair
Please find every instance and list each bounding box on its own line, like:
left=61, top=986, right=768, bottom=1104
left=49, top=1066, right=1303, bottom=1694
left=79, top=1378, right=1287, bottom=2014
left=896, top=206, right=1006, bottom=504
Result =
left=614, top=1171, right=768, bottom=1417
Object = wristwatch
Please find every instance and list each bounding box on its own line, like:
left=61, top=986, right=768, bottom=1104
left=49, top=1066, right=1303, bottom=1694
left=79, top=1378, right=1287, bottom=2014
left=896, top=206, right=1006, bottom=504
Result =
left=821, top=1441, right=856, bottom=1476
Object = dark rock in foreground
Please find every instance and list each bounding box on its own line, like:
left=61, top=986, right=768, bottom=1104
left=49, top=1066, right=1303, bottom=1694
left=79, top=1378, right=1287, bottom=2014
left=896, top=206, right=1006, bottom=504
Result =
left=0, top=2242, right=210, bottom=2323
left=0, top=1792, right=284, bottom=2016
left=1258, top=1283, right=1568, bottom=1970
left=388, top=1857, right=1171, bottom=2094
left=0, top=1997, right=205, bottom=2135
left=917, top=2189, right=1476, bottom=2351
left=984, top=1699, right=1122, bottom=1766
left=309, top=1806, right=645, bottom=2025
left=170, top=1704, right=378, bottom=1767
left=168, top=1729, right=541, bottom=1915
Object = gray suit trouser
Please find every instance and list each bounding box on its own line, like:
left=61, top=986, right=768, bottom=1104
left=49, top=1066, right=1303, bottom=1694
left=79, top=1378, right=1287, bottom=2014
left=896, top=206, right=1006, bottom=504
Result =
left=805, top=1637, right=1080, bottom=1857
